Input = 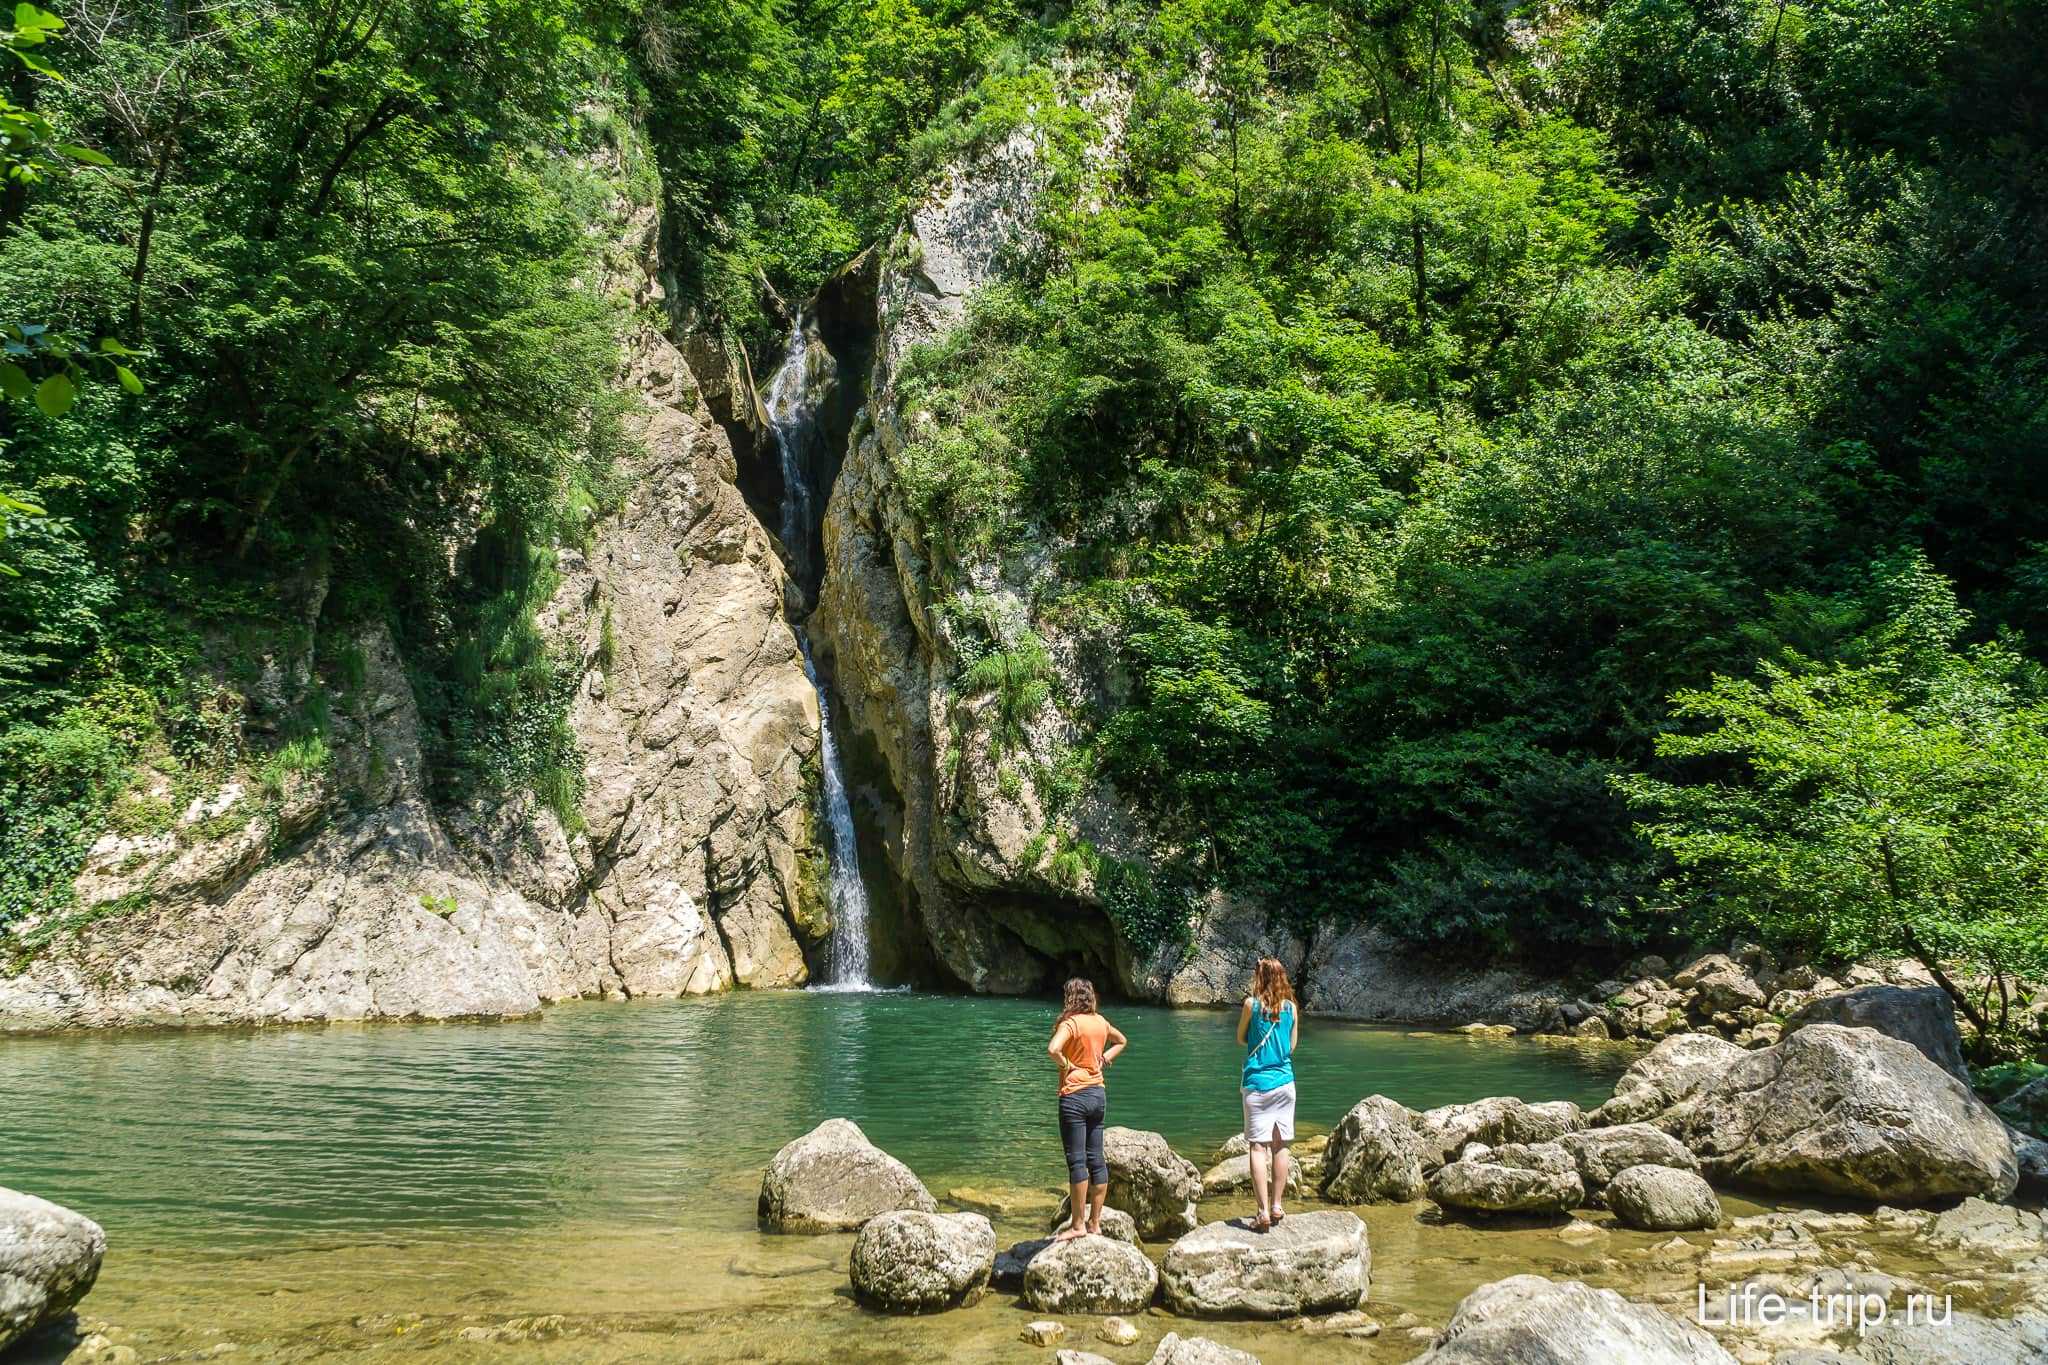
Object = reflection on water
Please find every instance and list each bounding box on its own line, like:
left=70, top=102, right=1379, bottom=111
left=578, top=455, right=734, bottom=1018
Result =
left=0, top=992, right=1629, bottom=1250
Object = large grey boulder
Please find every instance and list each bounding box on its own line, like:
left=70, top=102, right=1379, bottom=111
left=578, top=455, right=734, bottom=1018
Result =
left=1592, top=1033, right=1747, bottom=1126
left=1841, top=1309, right=2048, bottom=1365
left=1409, top=1274, right=1738, bottom=1364
left=1414, top=1097, right=1586, bottom=1171
left=1102, top=1127, right=1202, bottom=1240
left=758, top=1119, right=937, bottom=1232
left=1146, top=1334, right=1262, bottom=1365
left=1674, top=952, right=1767, bottom=1014
left=1319, top=1096, right=1427, bottom=1203
left=1021, top=1234, right=1159, bottom=1314
left=1159, top=1210, right=1369, bottom=1319
left=1556, top=1124, right=1700, bottom=1201
left=0, top=1189, right=106, bottom=1354
left=1604, top=1164, right=1722, bottom=1231
left=1650, top=1025, right=2018, bottom=1203
left=1427, top=1142, right=1584, bottom=1217
left=1783, top=985, right=1968, bottom=1083
left=1996, top=1076, right=2048, bottom=1134
left=847, top=1210, right=995, bottom=1313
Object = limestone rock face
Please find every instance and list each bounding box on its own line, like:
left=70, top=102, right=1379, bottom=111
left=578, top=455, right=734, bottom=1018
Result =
left=1319, top=1096, right=1427, bottom=1203
left=848, top=1210, right=995, bottom=1313
left=0, top=1189, right=105, bottom=1354
left=1427, top=1143, right=1585, bottom=1217
left=758, top=1119, right=937, bottom=1233
left=1556, top=1124, right=1699, bottom=1200
left=1592, top=1033, right=1747, bottom=1127
left=1782, top=985, right=1968, bottom=1083
left=1159, top=1211, right=1369, bottom=1319
left=1021, top=1235, right=1159, bottom=1314
left=1645, top=1025, right=2018, bottom=1203
left=1102, top=1127, right=1202, bottom=1240
left=1410, top=1275, right=1738, bottom=1365
left=1604, top=1165, right=1722, bottom=1231
left=1300, top=924, right=1571, bottom=1028
left=0, top=202, right=822, bottom=1029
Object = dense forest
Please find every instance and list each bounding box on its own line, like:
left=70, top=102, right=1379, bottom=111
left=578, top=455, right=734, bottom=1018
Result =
left=3, top=1, right=2045, bottom=1049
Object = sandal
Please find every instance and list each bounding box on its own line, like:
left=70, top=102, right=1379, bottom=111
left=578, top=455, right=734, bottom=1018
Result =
left=1247, top=1214, right=1272, bottom=1233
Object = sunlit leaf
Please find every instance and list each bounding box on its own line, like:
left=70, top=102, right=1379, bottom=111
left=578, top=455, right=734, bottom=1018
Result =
left=32, top=369, right=73, bottom=417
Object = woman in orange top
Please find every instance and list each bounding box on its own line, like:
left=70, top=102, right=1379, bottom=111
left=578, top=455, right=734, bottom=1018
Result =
left=1047, top=977, right=1127, bottom=1241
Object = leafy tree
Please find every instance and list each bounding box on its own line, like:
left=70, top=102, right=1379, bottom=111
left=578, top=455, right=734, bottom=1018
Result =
left=1618, top=559, right=2048, bottom=1049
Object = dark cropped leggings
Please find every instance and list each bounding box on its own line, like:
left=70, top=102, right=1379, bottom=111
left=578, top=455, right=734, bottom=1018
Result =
left=1058, top=1084, right=1108, bottom=1185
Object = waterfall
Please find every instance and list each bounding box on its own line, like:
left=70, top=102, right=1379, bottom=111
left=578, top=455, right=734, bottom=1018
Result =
left=765, top=318, right=875, bottom=990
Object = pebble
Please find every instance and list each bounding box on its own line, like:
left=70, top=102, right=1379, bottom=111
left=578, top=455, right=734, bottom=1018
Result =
left=1098, top=1316, right=1139, bottom=1345
left=1023, top=1320, right=1066, bottom=1346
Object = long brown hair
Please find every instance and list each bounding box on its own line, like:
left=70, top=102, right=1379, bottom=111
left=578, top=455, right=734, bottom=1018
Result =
left=1057, top=977, right=1098, bottom=1024
left=1252, top=958, right=1295, bottom=1021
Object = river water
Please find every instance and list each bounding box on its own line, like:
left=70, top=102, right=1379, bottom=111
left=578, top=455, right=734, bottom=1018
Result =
left=0, top=992, right=1661, bottom=1361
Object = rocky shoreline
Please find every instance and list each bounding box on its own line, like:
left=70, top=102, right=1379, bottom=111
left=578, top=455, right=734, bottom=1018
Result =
left=744, top=1001, right=2046, bottom=1365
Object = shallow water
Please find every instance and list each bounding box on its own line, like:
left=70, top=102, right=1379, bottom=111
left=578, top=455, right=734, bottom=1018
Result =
left=2, top=992, right=2013, bottom=1363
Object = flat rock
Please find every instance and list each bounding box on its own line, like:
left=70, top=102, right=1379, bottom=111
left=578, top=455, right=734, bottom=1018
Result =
left=1605, top=1164, right=1722, bottom=1231
left=1021, top=1234, right=1159, bottom=1314
left=1057, top=1352, right=1117, bottom=1365
left=1408, top=1274, right=1738, bottom=1364
left=1428, top=1142, right=1584, bottom=1217
left=758, top=1119, right=936, bottom=1232
left=1101, top=1127, right=1201, bottom=1240
left=1783, top=985, right=1969, bottom=1083
left=1843, top=1309, right=2048, bottom=1364
left=1558, top=1123, right=1700, bottom=1199
left=1926, top=1196, right=2047, bottom=1254
left=847, top=1210, right=994, bottom=1313
left=1146, top=1331, right=1262, bottom=1365
left=0, top=1188, right=107, bottom=1354
left=1320, top=1096, right=1426, bottom=1203
left=1160, top=1210, right=1368, bottom=1319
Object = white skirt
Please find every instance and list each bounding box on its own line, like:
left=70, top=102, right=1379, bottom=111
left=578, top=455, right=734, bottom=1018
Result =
left=1241, top=1082, right=1297, bottom=1143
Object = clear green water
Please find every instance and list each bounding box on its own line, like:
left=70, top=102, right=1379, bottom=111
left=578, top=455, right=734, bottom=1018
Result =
left=1, top=992, right=1626, bottom=1251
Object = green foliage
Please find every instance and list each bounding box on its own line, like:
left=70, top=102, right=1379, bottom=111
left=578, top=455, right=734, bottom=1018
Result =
left=957, top=612, right=1053, bottom=753
left=1618, top=559, right=2048, bottom=1049
left=258, top=734, right=330, bottom=802
left=419, top=891, right=459, bottom=918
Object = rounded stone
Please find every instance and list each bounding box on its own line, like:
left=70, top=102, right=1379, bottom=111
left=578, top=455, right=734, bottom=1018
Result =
left=848, top=1210, right=995, bottom=1313
left=1100, top=1127, right=1202, bottom=1240
left=0, top=1187, right=106, bottom=1354
left=1159, top=1210, right=1369, bottom=1319
left=1427, top=1142, right=1584, bottom=1217
left=758, top=1118, right=936, bottom=1233
left=1022, top=1235, right=1159, bottom=1314
left=1605, top=1165, right=1722, bottom=1232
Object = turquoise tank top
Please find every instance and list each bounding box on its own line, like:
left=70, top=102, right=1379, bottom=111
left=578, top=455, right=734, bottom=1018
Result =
left=1242, top=1000, right=1295, bottom=1092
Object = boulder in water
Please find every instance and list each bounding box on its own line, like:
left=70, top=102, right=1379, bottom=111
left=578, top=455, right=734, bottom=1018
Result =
left=758, top=1118, right=937, bottom=1232
left=847, top=1209, right=994, bottom=1313
left=1427, top=1142, right=1584, bottom=1217
left=1592, top=1033, right=1746, bottom=1127
left=1783, top=985, right=1968, bottom=1083
left=1319, top=1096, right=1426, bottom=1203
left=1021, top=1234, right=1159, bottom=1314
left=1414, top=1098, right=1584, bottom=1170
left=1650, top=1024, right=2018, bottom=1203
left=1102, top=1127, right=1202, bottom=1239
left=1604, top=1165, right=1721, bottom=1231
left=1409, top=1274, right=1737, bottom=1364
left=1147, top=1331, right=1263, bottom=1365
left=1556, top=1124, right=1700, bottom=1201
left=1159, top=1210, right=1368, bottom=1319
left=0, top=1188, right=106, bottom=1354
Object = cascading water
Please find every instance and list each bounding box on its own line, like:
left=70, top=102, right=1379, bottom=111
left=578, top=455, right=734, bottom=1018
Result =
left=766, top=318, right=875, bottom=990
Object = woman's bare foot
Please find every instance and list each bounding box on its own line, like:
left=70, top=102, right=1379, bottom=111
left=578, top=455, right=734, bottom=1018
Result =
left=1053, top=1224, right=1089, bottom=1242
left=1086, top=1218, right=1102, bottom=1236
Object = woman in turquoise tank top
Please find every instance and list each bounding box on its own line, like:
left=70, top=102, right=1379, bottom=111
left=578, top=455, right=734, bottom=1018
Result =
left=1236, top=957, right=1299, bottom=1232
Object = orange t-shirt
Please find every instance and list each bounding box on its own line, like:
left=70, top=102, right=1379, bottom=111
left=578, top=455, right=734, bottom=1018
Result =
left=1057, top=1013, right=1110, bottom=1096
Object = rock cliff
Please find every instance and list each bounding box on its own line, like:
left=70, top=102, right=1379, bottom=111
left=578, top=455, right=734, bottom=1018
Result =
left=0, top=194, right=823, bottom=1029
